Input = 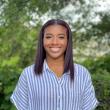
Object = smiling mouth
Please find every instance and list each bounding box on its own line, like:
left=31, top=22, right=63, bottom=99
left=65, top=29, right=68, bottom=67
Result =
left=50, top=47, right=61, bottom=52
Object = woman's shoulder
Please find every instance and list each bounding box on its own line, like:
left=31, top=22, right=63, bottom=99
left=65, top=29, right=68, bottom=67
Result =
left=24, top=64, right=35, bottom=70
left=21, top=64, right=35, bottom=76
left=74, top=63, right=91, bottom=78
left=74, top=63, right=88, bottom=71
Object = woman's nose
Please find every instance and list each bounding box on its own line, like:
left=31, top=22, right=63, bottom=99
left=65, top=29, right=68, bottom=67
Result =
left=52, top=37, right=58, bottom=44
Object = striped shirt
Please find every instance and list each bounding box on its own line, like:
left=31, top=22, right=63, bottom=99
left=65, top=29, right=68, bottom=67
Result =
left=10, top=60, right=99, bottom=110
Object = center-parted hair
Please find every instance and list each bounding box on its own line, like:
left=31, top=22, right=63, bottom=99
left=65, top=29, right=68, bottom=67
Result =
left=34, top=19, right=74, bottom=81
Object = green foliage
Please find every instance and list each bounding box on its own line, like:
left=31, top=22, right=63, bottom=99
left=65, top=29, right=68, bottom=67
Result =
left=0, top=66, right=20, bottom=110
left=0, top=0, right=72, bottom=26
left=92, top=14, right=110, bottom=36
left=93, top=72, right=110, bottom=110
left=82, top=55, right=110, bottom=73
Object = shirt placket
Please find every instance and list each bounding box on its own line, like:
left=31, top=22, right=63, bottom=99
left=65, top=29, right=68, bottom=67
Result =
left=57, top=78, right=64, bottom=110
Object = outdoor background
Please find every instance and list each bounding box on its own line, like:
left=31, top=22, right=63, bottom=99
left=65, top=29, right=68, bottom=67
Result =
left=0, top=0, right=110, bottom=110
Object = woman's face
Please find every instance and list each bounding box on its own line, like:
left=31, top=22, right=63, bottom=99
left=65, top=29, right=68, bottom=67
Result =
left=43, top=24, right=68, bottom=60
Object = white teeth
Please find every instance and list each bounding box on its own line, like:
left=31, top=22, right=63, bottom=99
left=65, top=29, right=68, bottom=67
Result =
left=50, top=47, right=60, bottom=52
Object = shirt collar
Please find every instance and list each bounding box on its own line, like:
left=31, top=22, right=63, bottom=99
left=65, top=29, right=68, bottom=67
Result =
left=43, top=59, right=50, bottom=71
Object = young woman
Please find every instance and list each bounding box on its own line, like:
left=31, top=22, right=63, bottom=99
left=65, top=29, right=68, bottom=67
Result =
left=10, top=19, right=99, bottom=110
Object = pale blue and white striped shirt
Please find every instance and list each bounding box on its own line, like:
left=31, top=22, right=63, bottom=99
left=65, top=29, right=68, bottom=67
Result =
left=10, top=60, right=99, bottom=110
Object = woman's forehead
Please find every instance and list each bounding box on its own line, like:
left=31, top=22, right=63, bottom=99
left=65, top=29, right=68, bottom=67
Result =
left=44, top=24, right=67, bottom=32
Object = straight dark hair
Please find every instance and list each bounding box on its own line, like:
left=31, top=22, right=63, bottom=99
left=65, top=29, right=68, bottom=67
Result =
left=34, top=19, right=74, bottom=81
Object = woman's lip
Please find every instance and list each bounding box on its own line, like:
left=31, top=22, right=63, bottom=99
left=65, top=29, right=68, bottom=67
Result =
left=49, top=47, right=61, bottom=52
left=50, top=47, right=60, bottom=48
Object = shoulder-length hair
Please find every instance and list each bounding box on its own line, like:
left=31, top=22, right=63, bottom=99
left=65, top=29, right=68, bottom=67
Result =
left=34, top=19, right=74, bottom=80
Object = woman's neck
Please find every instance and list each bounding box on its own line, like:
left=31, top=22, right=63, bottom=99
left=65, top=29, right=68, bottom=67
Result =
left=46, top=57, right=64, bottom=66
left=46, top=57, right=65, bottom=77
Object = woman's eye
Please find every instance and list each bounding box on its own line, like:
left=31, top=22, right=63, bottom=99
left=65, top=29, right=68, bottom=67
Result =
left=59, top=36, right=64, bottom=39
left=45, top=36, right=52, bottom=39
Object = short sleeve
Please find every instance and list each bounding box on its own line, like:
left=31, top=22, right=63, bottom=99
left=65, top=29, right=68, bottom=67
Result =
left=82, top=69, right=99, bottom=110
left=10, top=69, right=28, bottom=110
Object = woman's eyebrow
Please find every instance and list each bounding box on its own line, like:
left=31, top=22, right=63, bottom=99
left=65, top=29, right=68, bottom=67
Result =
left=44, top=33, right=65, bottom=36
left=58, top=34, right=65, bottom=36
left=44, top=33, right=53, bottom=35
